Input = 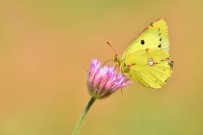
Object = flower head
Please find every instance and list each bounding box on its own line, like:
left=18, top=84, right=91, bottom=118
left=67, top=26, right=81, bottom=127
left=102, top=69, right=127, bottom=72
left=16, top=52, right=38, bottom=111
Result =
left=87, top=58, right=131, bottom=99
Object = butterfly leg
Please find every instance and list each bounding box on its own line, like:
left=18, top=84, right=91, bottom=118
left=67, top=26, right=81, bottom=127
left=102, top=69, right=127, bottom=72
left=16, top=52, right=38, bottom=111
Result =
left=119, top=65, right=122, bottom=73
left=120, top=87, right=123, bottom=95
left=103, top=59, right=113, bottom=66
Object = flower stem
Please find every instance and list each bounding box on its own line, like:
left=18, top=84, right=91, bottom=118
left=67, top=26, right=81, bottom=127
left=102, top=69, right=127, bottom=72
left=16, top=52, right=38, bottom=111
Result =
left=72, top=97, right=96, bottom=135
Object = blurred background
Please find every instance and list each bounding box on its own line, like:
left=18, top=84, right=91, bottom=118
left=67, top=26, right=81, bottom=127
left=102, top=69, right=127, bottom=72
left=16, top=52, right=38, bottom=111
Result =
left=0, top=0, right=203, bottom=135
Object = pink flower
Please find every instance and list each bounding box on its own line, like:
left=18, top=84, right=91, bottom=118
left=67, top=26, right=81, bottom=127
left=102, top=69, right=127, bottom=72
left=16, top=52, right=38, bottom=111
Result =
left=87, top=58, right=131, bottom=99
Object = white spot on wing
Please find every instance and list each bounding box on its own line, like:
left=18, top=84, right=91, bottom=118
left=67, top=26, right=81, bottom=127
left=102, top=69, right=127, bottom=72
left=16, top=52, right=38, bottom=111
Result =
left=148, top=58, right=155, bottom=66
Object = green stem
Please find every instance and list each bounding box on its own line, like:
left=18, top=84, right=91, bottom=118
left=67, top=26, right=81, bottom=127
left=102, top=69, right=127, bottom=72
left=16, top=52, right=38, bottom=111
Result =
left=72, top=97, right=96, bottom=135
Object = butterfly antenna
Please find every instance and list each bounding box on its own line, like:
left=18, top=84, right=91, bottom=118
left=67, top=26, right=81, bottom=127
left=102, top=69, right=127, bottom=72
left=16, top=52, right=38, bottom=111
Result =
left=107, top=41, right=119, bottom=56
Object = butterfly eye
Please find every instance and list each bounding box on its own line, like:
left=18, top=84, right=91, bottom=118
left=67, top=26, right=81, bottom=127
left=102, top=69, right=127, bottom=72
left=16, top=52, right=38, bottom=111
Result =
left=141, top=40, right=145, bottom=45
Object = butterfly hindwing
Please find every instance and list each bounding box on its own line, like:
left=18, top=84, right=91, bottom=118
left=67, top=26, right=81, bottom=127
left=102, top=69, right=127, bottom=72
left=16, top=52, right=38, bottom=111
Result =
left=121, top=49, right=173, bottom=89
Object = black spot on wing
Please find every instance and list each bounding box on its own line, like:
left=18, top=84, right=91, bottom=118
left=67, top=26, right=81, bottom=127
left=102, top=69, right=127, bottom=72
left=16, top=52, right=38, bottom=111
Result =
left=168, top=61, right=174, bottom=69
left=165, top=78, right=169, bottom=82
left=150, top=23, right=154, bottom=27
left=158, top=44, right=162, bottom=48
left=141, top=40, right=145, bottom=45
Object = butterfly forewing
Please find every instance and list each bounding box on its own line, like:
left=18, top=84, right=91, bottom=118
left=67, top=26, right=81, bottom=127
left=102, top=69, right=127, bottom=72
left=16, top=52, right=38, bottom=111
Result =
left=122, top=19, right=169, bottom=61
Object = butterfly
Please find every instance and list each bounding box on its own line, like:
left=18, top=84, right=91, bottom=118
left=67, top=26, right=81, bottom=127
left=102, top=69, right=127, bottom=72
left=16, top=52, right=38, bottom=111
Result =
left=113, top=19, right=173, bottom=89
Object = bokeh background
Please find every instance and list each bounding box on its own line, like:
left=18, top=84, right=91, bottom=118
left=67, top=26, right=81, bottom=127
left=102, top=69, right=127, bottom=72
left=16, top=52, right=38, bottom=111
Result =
left=0, top=0, right=203, bottom=135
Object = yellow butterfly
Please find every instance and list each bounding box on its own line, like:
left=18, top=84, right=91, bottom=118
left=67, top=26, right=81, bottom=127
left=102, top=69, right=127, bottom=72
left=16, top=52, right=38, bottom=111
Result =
left=113, top=19, right=173, bottom=89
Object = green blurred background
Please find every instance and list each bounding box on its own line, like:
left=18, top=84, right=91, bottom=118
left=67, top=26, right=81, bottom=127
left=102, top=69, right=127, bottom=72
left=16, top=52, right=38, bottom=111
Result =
left=0, top=0, right=203, bottom=135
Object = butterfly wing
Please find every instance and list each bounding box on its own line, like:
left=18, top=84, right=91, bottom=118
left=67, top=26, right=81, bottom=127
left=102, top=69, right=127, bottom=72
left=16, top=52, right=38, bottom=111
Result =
left=121, top=19, right=173, bottom=89
left=122, top=49, right=173, bottom=89
left=122, top=19, right=169, bottom=61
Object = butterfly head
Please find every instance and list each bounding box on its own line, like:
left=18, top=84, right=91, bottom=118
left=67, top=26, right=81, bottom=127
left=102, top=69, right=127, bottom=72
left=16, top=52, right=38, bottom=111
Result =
left=113, top=55, right=121, bottom=67
left=107, top=42, right=121, bottom=65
